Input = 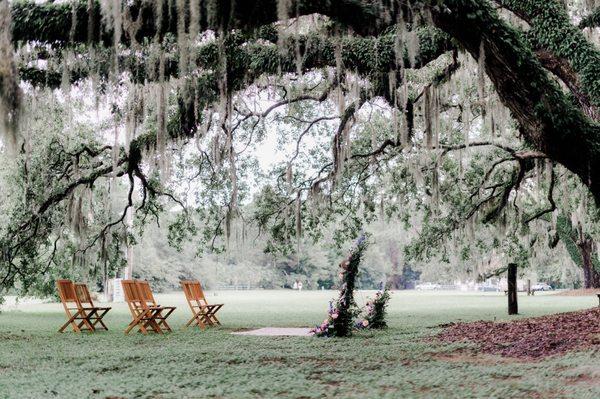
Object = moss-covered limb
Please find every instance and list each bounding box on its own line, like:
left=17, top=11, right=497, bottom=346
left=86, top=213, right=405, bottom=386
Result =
left=9, top=0, right=387, bottom=46
left=496, top=0, right=600, bottom=108
left=11, top=0, right=107, bottom=45
left=555, top=215, right=584, bottom=268
left=429, top=0, right=600, bottom=203
left=18, top=27, right=452, bottom=91
left=231, top=27, right=451, bottom=94
left=555, top=214, right=600, bottom=287
left=534, top=49, right=597, bottom=120
left=579, top=7, right=600, bottom=29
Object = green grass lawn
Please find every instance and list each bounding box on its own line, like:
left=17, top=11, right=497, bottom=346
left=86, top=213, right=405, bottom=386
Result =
left=0, top=290, right=598, bottom=398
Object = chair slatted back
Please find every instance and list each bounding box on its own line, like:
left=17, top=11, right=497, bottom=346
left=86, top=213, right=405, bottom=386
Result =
left=74, top=283, right=94, bottom=308
left=138, top=281, right=158, bottom=307
left=122, top=280, right=148, bottom=316
left=57, top=279, right=80, bottom=310
left=181, top=280, right=208, bottom=307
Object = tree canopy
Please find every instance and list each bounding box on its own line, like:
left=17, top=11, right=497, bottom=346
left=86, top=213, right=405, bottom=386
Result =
left=1, top=0, right=599, bottom=295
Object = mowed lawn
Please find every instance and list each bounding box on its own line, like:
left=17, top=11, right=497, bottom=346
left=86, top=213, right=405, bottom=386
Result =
left=0, top=290, right=598, bottom=398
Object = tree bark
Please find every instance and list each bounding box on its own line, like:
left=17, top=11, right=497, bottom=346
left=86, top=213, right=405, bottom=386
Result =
left=508, top=263, right=518, bottom=315
left=577, top=238, right=600, bottom=289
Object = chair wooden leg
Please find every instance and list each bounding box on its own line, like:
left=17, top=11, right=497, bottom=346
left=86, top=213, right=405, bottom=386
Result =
left=141, top=309, right=163, bottom=334
left=184, top=311, right=206, bottom=330
left=155, top=316, right=171, bottom=332
left=194, top=313, right=207, bottom=330
left=199, top=311, right=214, bottom=326
left=95, top=318, right=109, bottom=331
left=59, top=312, right=80, bottom=333
left=125, top=311, right=148, bottom=334
left=92, top=309, right=110, bottom=331
left=80, top=309, right=96, bottom=332
left=184, top=316, right=195, bottom=328
left=150, top=308, right=175, bottom=332
left=160, top=308, right=175, bottom=332
left=146, top=318, right=163, bottom=334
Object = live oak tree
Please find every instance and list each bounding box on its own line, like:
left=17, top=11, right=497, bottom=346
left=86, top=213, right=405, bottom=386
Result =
left=1, top=0, right=599, bottom=294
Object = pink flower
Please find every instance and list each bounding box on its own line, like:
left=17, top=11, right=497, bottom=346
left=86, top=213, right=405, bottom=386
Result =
left=331, top=313, right=339, bottom=319
left=362, top=319, right=369, bottom=327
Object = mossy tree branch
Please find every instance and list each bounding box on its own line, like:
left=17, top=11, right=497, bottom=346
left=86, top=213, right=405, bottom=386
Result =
left=496, top=0, right=600, bottom=108
left=9, top=0, right=389, bottom=45
left=429, top=0, right=600, bottom=204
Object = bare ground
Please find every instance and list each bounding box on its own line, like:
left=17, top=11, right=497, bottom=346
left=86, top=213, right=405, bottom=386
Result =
left=437, top=307, right=600, bottom=359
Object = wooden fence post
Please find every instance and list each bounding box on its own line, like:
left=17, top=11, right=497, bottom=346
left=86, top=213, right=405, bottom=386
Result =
left=508, top=263, right=518, bottom=315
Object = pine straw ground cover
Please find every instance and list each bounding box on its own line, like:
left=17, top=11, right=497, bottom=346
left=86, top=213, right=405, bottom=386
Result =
left=437, top=307, right=600, bottom=359
left=0, top=291, right=599, bottom=398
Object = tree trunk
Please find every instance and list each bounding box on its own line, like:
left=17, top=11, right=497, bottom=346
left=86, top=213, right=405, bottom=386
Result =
left=508, top=263, right=518, bottom=315
left=386, top=242, right=401, bottom=290
left=577, top=238, right=600, bottom=288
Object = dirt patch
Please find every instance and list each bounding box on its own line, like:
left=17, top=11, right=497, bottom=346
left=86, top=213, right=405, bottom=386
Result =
left=260, top=356, right=287, bottom=365
left=436, top=308, right=600, bottom=359
left=553, top=289, right=600, bottom=297
left=0, top=332, right=31, bottom=342
left=298, top=356, right=339, bottom=367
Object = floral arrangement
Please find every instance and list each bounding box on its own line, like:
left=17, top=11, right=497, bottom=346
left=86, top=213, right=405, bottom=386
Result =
left=311, top=233, right=367, bottom=337
left=357, top=288, right=391, bottom=330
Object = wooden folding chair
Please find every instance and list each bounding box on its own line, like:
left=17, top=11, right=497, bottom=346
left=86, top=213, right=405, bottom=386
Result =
left=137, top=280, right=176, bottom=332
left=122, top=280, right=175, bottom=334
left=56, top=279, right=110, bottom=333
left=181, top=280, right=223, bottom=329
left=74, top=283, right=111, bottom=331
